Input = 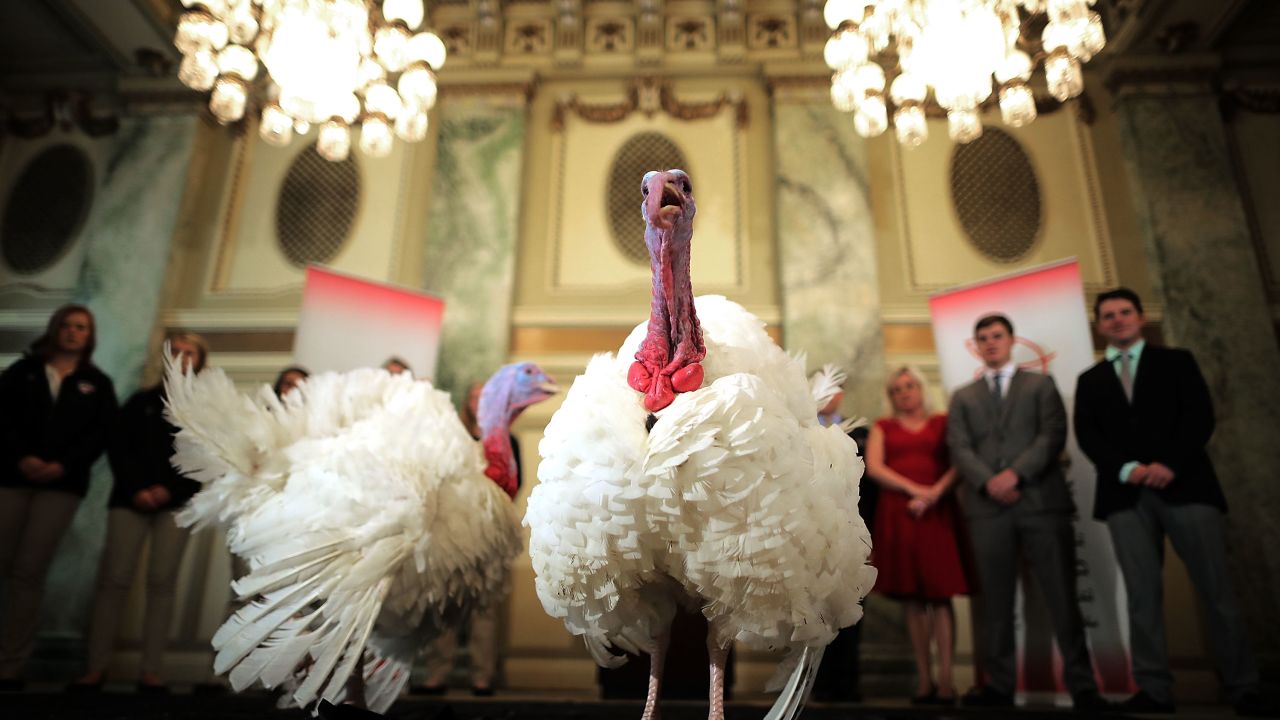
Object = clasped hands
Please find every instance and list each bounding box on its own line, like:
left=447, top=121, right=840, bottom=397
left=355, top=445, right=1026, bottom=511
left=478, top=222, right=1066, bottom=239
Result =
left=1128, top=462, right=1175, bottom=489
left=904, top=482, right=945, bottom=519
left=18, top=456, right=65, bottom=484
left=132, top=484, right=173, bottom=512
left=984, top=469, right=1021, bottom=506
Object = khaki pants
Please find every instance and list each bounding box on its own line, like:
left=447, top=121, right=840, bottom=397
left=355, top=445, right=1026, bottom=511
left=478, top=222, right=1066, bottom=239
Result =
left=85, top=508, right=191, bottom=676
left=0, top=487, right=81, bottom=678
left=424, top=604, right=499, bottom=687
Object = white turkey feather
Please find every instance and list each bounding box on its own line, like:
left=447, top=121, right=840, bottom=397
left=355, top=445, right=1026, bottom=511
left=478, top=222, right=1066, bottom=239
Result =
left=808, top=363, right=847, bottom=413
left=164, top=359, right=523, bottom=714
left=528, top=294, right=876, bottom=697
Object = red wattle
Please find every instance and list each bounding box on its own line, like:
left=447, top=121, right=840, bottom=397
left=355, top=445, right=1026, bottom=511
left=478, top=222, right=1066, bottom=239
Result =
left=628, top=361, right=652, bottom=393
left=671, top=363, right=704, bottom=393
left=482, top=437, right=517, bottom=499
left=644, top=375, right=675, bottom=412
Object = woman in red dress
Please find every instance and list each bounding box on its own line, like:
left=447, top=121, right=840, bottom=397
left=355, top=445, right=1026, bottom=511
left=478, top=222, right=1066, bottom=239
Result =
left=866, top=366, right=969, bottom=705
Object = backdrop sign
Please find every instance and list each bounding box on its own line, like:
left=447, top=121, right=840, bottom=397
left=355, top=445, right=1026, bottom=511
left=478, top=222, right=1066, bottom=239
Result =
left=928, top=258, right=1132, bottom=693
left=294, top=266, right=445, bottom=379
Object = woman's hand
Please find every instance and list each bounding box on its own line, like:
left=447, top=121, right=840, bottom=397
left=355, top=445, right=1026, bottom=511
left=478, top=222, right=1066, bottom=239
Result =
left=147, top=484, right=172, bottom=508
left=907, top=497, right=930, bottom=518
left=18, top=456, right=63, bottom=483
left=133, top=489, right=157, bottom=511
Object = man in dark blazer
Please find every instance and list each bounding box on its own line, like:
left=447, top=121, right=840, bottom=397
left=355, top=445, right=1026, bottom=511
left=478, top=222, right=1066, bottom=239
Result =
left=1075, top=288, right=1262, bottom=715
left=947, top=314, right=1104, bottom=710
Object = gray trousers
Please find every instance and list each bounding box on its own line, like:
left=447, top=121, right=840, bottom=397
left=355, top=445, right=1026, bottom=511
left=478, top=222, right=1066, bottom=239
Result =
left=0, top=487, right=81, bottom=678
left=424, top=604, right=499, bottom=687
left=85, top=508, right=191, bottom=676
left=968, top=509, right=1098, bottom=697
left=1107, top=493, right=1258, bottom=703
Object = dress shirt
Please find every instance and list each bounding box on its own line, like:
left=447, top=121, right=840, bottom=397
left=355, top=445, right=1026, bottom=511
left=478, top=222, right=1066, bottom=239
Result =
left=983, top=361, right=1016, bottom=399
left=1106, top=340, right=1147, bottom=484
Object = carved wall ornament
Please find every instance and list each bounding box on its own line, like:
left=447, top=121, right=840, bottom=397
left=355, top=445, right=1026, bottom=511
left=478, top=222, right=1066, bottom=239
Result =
left=668, top=17, right=713, bottom=52
left=748, top=14, right=795, bottom=50
left=587, top=16, right=634, bottom=53
left=441, top=25, right=474, bottom=57
left=507, top=20, right=553, bottom=54
left=552, top=77, right=748, bottom=132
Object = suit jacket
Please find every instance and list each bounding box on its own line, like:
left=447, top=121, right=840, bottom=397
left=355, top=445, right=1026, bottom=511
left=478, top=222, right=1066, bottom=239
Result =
left=947, top=369, right=1072, bottom=518
left=106, top=386, right=201, bottom=512
left=1074, top=345, right=1225, bottom=520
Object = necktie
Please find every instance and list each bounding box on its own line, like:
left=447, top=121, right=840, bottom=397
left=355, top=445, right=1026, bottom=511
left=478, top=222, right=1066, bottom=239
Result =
left=990, top=372, right=1003, bottom=403
left=1119, top=352, right=1134, bottom=402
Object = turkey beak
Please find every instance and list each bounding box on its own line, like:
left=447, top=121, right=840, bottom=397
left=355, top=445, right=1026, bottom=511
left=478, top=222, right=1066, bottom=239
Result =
left=537, top=381, right=560, bottom=396
left=645, top=173, right=684, bottom=231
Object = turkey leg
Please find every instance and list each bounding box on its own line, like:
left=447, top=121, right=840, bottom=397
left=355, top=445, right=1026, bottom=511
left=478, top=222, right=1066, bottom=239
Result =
left=641, top=628, right=671, bottom=720
left=707, top=633, right=731, bottom=720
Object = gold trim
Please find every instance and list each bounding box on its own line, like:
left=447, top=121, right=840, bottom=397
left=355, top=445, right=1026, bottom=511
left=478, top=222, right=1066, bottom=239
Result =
left=552, top=77, right=748, bottom=132
left=210, top=127, right=253, bottom=292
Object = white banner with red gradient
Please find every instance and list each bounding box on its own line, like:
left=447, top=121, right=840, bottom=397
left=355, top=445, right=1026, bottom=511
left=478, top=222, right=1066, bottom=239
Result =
left=928, top=259, right=1133, bottom=695
left=294, top=267, right=446, bottom=379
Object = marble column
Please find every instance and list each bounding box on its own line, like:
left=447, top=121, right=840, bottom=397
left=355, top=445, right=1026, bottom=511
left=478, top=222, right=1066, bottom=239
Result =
left=421, top=100, right=525, bottom=402
left=38, top=116, right=197, bottom=651
left=772, top=101, right=886, bottom=422
left=1112, top=85, right=1280, bottom=669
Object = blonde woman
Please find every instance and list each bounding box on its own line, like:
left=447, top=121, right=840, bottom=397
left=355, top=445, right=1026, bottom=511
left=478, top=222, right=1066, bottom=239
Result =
left=865, top=366, right=969, bottom=705
left=72, top=333, right=210, bottom=693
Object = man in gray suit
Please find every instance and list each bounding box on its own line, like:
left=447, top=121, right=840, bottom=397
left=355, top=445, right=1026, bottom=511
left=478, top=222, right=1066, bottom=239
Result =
left=947, top=314, right=1105, bottom=710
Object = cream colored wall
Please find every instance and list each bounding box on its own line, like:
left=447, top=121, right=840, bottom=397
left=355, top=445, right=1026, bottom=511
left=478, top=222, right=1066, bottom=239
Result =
left=515, top=75, right=780, bottom=329
left=150, top=115, right=440, bottom=388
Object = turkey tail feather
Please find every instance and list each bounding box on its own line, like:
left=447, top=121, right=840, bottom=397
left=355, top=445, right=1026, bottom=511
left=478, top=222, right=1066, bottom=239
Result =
left=762, top=645, right=824, bottom=720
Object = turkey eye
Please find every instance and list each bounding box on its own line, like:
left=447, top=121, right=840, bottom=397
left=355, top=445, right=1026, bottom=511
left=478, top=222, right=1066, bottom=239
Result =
left=642, top=186, right=649, bottom=196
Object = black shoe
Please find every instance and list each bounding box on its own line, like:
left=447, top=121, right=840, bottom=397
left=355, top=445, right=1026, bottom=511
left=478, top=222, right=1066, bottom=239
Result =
left=961, top=685, right=1014, bottom=707
left=471, top=685, right=495, bottom=697
left=65, top=681, right=103, bottom=695
left=0, top=678, right=24, bottom=692
left=410, top=683, right=447, bottom=696
left=1118, top=691, right=1176, bottom=714
left=1073, top=690, right=1114, bottom=712
left=1235, top=692, right=1280, bottom=718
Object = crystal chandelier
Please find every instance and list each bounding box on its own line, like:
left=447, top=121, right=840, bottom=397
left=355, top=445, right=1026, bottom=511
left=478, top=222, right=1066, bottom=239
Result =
left=175, top=0, right=447, bottom=161
left=822, top=0, right=1105, bottom=146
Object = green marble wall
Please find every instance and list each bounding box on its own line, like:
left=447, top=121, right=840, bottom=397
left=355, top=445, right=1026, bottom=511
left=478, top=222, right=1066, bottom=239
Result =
left=422, top=102, right=526, bottom=402
left=1114, top=90, right=1280, bottom=667
left=772, top=103, right=887, bottom=422
left=40, top=116, right=197, bottom=648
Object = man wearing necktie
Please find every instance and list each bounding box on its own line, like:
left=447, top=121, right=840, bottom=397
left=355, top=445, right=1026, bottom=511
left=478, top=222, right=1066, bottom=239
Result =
left=947, top=314, right=1105, bottom=710
left=1074, top=288, right=1263, bottom=716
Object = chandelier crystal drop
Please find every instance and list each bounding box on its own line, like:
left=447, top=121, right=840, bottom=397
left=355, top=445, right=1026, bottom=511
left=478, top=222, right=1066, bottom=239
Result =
left=822, top=0, right=1105, bottom=145
left=175, top=0, right=446, bottom=161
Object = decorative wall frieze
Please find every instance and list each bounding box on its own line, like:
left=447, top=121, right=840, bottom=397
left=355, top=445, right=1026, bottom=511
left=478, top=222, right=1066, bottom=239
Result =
left=428, top=0, right=827, bottom=71
left=551, top=76, right=748, bottom=131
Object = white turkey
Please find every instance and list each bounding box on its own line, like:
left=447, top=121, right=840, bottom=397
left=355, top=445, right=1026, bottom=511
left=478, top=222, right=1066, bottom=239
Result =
left=526, top=169, right=876, bottom=720
left=164, top=359, right=557, bottom=713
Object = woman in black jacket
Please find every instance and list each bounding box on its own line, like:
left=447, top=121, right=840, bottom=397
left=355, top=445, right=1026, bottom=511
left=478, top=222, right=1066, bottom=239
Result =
left=0, top=305, right=117, bottom=689
left=71, top=333, right=208, bottom=693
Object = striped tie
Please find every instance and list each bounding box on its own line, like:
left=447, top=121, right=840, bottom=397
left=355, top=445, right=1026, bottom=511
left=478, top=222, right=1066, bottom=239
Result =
left=1119, top=352, right=1134, bottom=403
